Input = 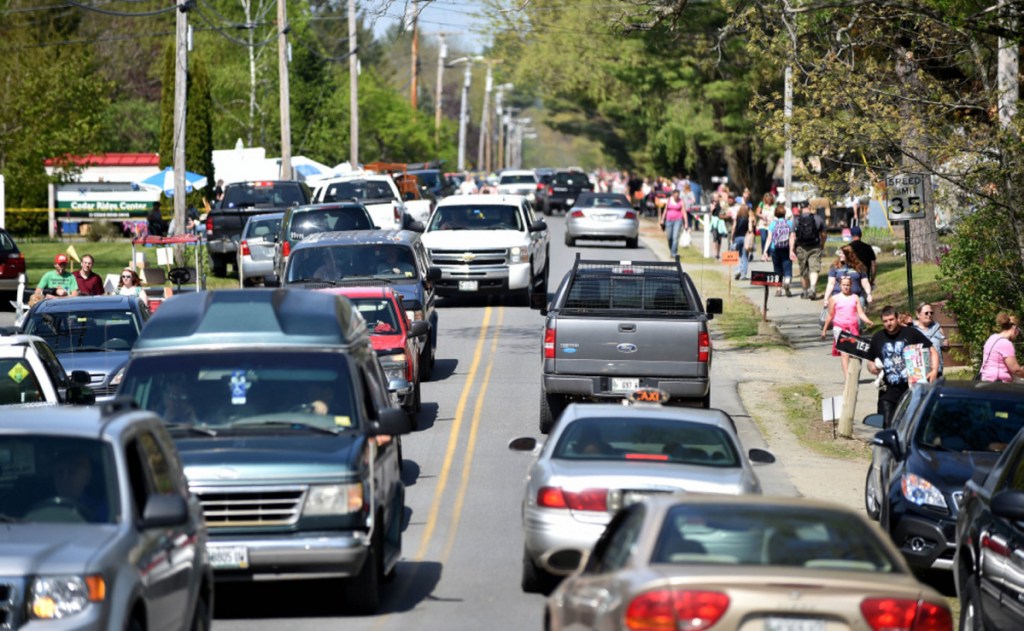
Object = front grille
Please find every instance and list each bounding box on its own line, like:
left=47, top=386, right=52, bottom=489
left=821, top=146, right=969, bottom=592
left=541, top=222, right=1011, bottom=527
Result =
left=430, top=248, right=507, bottom=267
left=0, top=579, right=24, bottom=629
left=194, top=485, right=306, bottom=527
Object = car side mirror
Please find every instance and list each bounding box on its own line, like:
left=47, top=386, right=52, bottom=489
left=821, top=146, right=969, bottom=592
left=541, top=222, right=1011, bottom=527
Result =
left=540, top=548, right=587, bottom=576
left=141, top=494, right=189, bottom=529
left=70, top=370, right=91, bottom=386
left=872, top=429, right=901, bottom=458
left=706, top=298, right=723, bottom=317
left=427, top=267, right=442, bottom=282
left=508, top=436, right=538, bottom=452
left=409, top=320, right=430, bottom=338
left=388, top=378, right=413, bottom=398
left=862, top=413, right=885, bottom=428
left=370, top=406, right=413, bottom=436
left=992, top=491, right=1024, bottom=521
left=529, top=220, right=547, bottom=233
left=748, top=448, right=776, bottom=464
left=406, top=221, right=425, bottom=233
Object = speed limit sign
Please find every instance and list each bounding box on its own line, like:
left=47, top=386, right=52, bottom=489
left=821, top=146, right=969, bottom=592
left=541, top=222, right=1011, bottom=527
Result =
left=885, top=173, right=930, bottom=221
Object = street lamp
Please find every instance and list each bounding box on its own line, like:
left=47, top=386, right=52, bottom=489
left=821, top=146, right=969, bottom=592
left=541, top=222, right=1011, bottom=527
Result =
left=447, top=56, right=484, bottom=171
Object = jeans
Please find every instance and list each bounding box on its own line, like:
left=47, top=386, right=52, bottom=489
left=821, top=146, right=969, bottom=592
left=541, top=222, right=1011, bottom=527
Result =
left=771, top=246, right=792, bottom=279
left=666, top=219, right=683, bottom=257
left=733, top=236, right=748, bottom=277
left=759, top=228, right=769, bottom=254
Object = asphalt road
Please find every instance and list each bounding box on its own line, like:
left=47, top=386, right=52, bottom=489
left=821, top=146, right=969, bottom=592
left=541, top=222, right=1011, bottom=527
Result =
left=2, top=216, right=798, bottom=630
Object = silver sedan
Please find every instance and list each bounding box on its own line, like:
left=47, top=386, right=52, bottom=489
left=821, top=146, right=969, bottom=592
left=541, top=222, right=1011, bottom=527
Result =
left=564, top=192, right=639, bottom=248
left=508, top=401, right=774, bottom=593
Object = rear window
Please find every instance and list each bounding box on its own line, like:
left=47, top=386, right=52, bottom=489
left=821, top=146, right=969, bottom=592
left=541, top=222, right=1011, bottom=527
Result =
left=914, top=394, right=1024, bottom=452
left=579, top=194, right=631, bottom=208
left=499, top=174, right=537, bottom=185
left=0, top=358, right=45, bottom=405
left=564, top=274, right=692, bottom=312
left=553, top=417, right=740, bottom=467
left=413, top=171, right=441, bottom=188
left=554, top=173, right=590, bottom=187
left=288, top=207, right=374, bottom=240
left=244, top=216, right=283, bottom=240
left=321, top=180, right=396, bottom=203
left=222, top=182, right=307, bottom=208
left=0, top=230, right=16, bottom=253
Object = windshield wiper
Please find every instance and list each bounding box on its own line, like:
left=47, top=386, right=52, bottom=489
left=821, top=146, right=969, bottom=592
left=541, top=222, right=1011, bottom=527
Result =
left=165, top=422, right=219, bottom=437
left=291, top=277, right=338, bottom=286
left=229, top=419, right=342, bottom=435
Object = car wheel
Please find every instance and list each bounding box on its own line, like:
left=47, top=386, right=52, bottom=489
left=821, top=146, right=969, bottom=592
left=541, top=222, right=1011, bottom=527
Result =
left=564, top=232, right=575, bottom=247
left=241, top=276, right=255, bottom=288
left=540, top=390, right=565, bottom=434
left=345, top=531, right=381, bottom=614
left=700, top=391, right=711, bottom=409
left=960, top=576, right=985, bottom=631
left=626, top=236, right=639, bottom=249
left=542, top=205, right=551, bottom=216
left=126, top=612, right=145, bottom=631
left=522, top=547, right=558, bottom=594
left=419, top=345, right=432, bottom=382
left=189, top=593, right=211, bottom=631
left=864, top=468, right=880, bottom=521
left=209, top=254, right=227, bottom=278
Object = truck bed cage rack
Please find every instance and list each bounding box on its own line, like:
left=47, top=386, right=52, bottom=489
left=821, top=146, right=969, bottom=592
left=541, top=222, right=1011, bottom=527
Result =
left=563, top=254, right=694, bottom=313
left=570, top=253, right=684, bottom=278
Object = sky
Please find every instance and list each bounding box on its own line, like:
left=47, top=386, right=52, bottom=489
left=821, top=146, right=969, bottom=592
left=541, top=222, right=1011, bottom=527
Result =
left=367, top=0, right=490, bottom=54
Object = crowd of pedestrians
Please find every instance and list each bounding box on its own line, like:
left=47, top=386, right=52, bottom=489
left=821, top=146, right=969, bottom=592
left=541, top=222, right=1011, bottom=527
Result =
left=31, top=250, right=156, bottom=306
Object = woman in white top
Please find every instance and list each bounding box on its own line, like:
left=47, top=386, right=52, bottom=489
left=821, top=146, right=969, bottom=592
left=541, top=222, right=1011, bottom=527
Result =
left=117, top=268, right=143, bottom=297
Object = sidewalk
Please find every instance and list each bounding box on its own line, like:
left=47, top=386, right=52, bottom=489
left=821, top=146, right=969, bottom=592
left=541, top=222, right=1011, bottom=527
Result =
left=638, top=217, right=876, bottom=445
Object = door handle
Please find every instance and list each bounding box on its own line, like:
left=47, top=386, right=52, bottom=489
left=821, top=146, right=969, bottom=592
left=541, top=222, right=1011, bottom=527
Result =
left=619, top=323, right=636, bottom=332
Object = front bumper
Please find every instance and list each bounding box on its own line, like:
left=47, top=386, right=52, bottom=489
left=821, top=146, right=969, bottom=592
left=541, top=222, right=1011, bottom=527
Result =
left=543, top=374, right=710, bottom=401
left=523, top=506, right=608, bottom=566
left=207, top=530, right=370, bottom=581
left=566, top=218, right=639, bottom=240
left=434, top=262, right=531, bottom=295
left=888, top=502, right=957, bottom=570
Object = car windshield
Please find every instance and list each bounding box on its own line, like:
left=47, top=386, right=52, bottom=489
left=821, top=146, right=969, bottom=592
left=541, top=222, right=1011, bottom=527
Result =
left=0, top=436, right=119, bottom=525
left=223, top=182, right=306, bottom=208
left=499, top=174, right=536, bottom=185
left=427, top=205, right=524, bottom=231
left=650, top=504, right=899, bottom=572
left=579, top=194, right=631, bottom=208
left=287, top=244, right=417, bottom=282
left=553, top=417, right=740, bottom=467
left=288, top=207, right=374, bottom=240
left=25, top=310, right=140, bottom=353
left=245, top=216, right=282, bottom=240
left=0, top=358, right=46, bottom=405
left=349, top=298, right=401, bottom=334
left=119, top=352, right=358, bottom=432
left=321, top=180, right=396, bottom=203
left=914, top=394, right=1024, bottom=452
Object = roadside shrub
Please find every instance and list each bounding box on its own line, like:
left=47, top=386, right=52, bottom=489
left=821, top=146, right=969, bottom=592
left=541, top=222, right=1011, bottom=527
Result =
left=86, top=221, right=122, bottom=242
left=2, top=209, right=48, bottom=236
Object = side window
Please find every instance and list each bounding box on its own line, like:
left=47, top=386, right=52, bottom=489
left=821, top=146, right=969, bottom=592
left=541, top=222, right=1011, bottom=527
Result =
left=137, top=431, right=179, bottom=495
left=524, top=201, right=536, bottom=224
left=125, top=438, right=152, bottom=517
left=999, top=442, right=1024, bottom=492
left=33, top=342, right=68, bottom=390
left=894, top=390, right=919, bottom=441
left=414, top=243, right=430, bottom=276
left=587, top=506, right=645, bottom=574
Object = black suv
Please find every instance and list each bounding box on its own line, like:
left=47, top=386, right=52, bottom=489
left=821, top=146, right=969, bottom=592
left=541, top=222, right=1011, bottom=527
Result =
left=864, top=379, right=1024, bottom=572
left=541, top=170, right=594, bottom=215
left=956, top=425, right=1024, bottom=630
left=283, top=230, right=441, bottom=380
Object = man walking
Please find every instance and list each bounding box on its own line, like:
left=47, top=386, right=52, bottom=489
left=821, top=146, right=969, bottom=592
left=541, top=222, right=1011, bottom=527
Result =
left=847, top=226, right=877, bottom=287
left=867, top=305, right=939, bottom=427
left=72, top=253, right=104, bottom=296
left=789, top=205, right=826, bottom=299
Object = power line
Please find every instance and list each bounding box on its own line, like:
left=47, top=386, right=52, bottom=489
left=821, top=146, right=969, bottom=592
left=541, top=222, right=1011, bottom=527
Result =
left=65, top=0, right=177, bottom=18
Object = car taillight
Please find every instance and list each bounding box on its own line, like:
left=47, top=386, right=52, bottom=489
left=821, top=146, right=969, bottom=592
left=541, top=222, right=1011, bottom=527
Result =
left=625, top=211, right=637, bottom=220
left=6, top=252, right=25, bottom=274
left=282, top=241, right=291, bottom=257
left=547, top=185, right=553, bottom=195
left=860, top=598, right=952, bottom=631
left=240, top=240, right=251, bottom=256
left=543, top=325, right=556, bottom=359
left=536, top=487, right=607, bottom=511
left=536, top=182, right=545, bottom=191
left=570, top=210, right=584, bottom=218
left=698, top=331, right=710, bottom=362
left=625, top=589, right=729, bottom=631
left=205, top=216, right=214, bottom=235
left=861, top=599, right=950, bottom=631
left=394, top=202, right=402, bottom=223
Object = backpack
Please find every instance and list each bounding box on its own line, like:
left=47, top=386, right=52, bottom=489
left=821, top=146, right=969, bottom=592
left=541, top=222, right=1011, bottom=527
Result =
left=771, top=219, right=791, bottom=248
left=795, top=213, right=820, bottom=247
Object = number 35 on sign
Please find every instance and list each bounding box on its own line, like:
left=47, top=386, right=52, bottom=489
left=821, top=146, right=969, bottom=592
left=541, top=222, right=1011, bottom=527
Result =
left=885, top=173, right=931, bottom=222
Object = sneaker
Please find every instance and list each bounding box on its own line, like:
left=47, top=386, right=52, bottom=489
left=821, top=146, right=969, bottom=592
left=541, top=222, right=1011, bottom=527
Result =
left=734, top=272, right=741, bottom=280
left=784, top=286, right=792, bottom=297
left=807, top=291, right=818, bottom=301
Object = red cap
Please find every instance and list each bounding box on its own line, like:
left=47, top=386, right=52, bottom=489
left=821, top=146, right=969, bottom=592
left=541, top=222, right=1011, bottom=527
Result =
left=54, top=254, right=69, bottom=264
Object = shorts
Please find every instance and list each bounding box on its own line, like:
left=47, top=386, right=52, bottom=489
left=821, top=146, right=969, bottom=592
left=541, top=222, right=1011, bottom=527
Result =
left=795, top=246, right=822, bottom=279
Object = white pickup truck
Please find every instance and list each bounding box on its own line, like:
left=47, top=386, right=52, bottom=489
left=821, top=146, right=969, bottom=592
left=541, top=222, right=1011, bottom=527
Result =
left=420, top=194, right=549, bottom=306
left=312, top=174, right=433, bottom=229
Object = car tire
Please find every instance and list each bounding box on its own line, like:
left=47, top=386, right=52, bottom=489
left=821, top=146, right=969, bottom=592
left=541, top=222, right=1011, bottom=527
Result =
left=960, top=575, right=985, bottom=631
left=189, top=593, right=211, bottom=631
left=209, top=253, right=227, bottom=278
left=418, top=344, right=432, bottom=382
left=700, top=391, right=711, bottom=409
left=864, top=468, right=880, bottom=521
left=540, top=390, right=565, bottom=434
left=564, top=232, right=575, bottom=247
left=521, top=547, right=558, bottom=594
left=626, top=236, right=639, bottom=249
left=241, top=276, right=255, bottom=288
left=542, top=205, right=552, bottom=216
left=345, top=531, right=381, bottom=615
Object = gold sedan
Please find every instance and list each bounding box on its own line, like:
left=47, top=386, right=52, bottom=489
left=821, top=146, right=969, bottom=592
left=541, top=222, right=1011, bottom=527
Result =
left=543, top=494, right=952, bottom=631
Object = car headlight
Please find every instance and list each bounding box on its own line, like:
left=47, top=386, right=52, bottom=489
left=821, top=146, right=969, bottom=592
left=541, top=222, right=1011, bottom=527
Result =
left=30, top=575, right=105, bottom=620
left=380, top=354, right=409, bottom=382
left=109, top=367, right=125, bottom=387
left=303, top=483, right=364, bottom=516
left=900, top=473, right=948, bottom=510
left=509, top=246, right=526, bottom=264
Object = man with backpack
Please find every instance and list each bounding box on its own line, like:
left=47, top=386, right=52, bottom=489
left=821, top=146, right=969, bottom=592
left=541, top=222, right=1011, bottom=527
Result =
left=788, top=204, right=826, bottom=300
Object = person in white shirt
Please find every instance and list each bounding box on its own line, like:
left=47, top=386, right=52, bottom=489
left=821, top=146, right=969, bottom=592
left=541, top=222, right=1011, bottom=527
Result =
left=457, top=173, right=478, bottom=195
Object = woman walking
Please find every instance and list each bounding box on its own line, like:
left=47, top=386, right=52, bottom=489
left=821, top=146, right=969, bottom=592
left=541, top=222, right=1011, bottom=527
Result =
left=659, top=189, right=685, bottom=261
left=979, top=312, right=1024, bottom=382
left=761, top=204, right=793, bottom=296
left=821, top=245, right=872, bottom=309
left=730, top=203, right=751, bottom=280
left=821, top=276, right=873, bottom=377
left=756, top=193, right=775, bottom=255
left=914, top=303, right=947, bottom=378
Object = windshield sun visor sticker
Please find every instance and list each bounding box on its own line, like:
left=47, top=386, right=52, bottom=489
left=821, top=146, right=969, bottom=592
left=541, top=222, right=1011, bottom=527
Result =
left=229, top=370, right=251, bottom=405
left=334, top=415, right=352, bottom=427
left=8, top=362, right=30, bottom=383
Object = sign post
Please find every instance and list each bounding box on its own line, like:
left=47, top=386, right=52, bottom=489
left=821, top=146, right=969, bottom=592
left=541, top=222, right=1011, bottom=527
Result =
left=885, top=173, right=931, bottom=313
left=721, top=250, right=740, bottom=296
left=750, top=271, right=783, bottom=322
left=834, top=329, right=873, bottom=438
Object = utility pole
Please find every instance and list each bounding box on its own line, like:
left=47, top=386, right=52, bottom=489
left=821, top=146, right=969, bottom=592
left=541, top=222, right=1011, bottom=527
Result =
left=478, top=61, right=500, bottom=174
left=410, top=16, right=419, bottom=108
left=172, top=0, right=188, bottom=236
left=492, top=83, right=512, bottom=173
left=277, top=0, right=292, bottom=179
left=998, top=0, right=1018, bottom=127
left=348, top=0, right=358, bottom=167
left=434, top=34, right=448, bottom=146
left=457, top=60, right=472, bottom=171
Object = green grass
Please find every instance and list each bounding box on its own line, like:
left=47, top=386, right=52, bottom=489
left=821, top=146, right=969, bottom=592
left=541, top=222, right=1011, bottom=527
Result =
left=776, top=384, right=870, bottom=460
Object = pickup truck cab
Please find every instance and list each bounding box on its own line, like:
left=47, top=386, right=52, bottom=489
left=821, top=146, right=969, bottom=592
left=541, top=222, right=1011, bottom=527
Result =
left=312, top=174, right=427, bottom=229
left=536, top=255, right=723, bottom=432
left=421, top=194, right=549, bottom=306
left=496, top=169, right=539, bottom=202
left=205, top=180, right=311, bottom=277
left=542, top=169, right=594, bottom=215
left=116, top=289, right=412, bottom=613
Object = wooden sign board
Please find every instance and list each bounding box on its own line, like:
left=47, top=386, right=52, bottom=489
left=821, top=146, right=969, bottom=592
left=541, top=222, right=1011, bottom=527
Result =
left=835, top=330, right=873, bottom=360
left=750, top=271, right=783, bottom=287
left=720, top=251, right=740, bottom=265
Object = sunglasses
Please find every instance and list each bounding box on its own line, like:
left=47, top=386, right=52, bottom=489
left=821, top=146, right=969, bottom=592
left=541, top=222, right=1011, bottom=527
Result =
left=121, top=274, right=134, bottom=279
left=921, top=311, right=933, bottom=315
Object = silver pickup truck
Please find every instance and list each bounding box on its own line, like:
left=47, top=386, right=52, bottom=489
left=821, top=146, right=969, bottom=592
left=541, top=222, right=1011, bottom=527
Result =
left=536, top=256, right=723, bottom=433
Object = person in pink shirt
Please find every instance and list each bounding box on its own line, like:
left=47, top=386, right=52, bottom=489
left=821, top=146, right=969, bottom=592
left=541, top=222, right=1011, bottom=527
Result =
left=821, top=276, right=872, bottom=377
left=979, top=312, right=1024, bottom=382
left=658, top=189, right=685, bottom=261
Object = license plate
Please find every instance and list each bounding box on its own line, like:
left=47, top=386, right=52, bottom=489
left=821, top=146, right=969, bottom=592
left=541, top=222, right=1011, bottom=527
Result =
left=458, top=280, right=478, bottom=292
left=622, top=490, right=669, bottom=506
left=611, top=378, right=639, bottom=392
left=764, top=618, right=825, bottom=631
left=209, top=546, right=249, bottom=570
left=597, top=214, right=617, bottom=221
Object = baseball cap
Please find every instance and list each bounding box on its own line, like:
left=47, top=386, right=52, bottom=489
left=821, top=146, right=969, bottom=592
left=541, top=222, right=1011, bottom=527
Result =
left=850, top=226, right=862, bottom=236
left=54, top=254, right=68, bottom=264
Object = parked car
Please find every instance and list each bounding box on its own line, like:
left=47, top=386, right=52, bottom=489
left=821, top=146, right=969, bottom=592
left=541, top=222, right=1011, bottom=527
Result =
left=282, top=230, right=441, bottom=379
left=322, top=285, right=430, bottom=425
left=272, top=202, right=375, bottom=281
left=956, top=425, right=1024, bottom=631
left=312, top=174, right=414, bottom=229
left=20, top=295, right=150, bottom=401
left=509, top=396, right=774, bottom=593
left=0, top=399, right=213, bottom=630
left=0, top=226, right=27, bottom=302
left=544, top=494, right=953, bottom=631
left=864, top=379, right=1024, bottom=571
left=237, top=212, right=283, bottom=287
left=496, top=169, right=539, bottom=201
left=0, top=334, right=94, bottom=406
left=542, top=169, right=594, bottom=215
left=116, top=289, right=412, bottom=613
left=564, top=191, right=639, bottom=248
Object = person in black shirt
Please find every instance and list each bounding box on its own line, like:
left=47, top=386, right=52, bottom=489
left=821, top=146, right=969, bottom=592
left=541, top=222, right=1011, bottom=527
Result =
left=848, top=226, right=877, bottom=286
left=867, top=305, right=939, bottom=427
left=146, top=201, right=166, bottom=237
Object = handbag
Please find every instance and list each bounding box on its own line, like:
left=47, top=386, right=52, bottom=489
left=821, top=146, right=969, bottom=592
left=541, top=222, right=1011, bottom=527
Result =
left=680, top=230, right=692, bottom=248
left=819, top=305, right=832, bottom=330
left=974, top=341, right=994, bottom=381
left=743, top=232, right=755, bottom=252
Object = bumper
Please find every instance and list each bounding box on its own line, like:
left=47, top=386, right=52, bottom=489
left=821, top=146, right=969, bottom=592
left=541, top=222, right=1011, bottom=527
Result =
left=0, top=277, right=24, bottom=292
left=523, top=507, right=608, bottom=564
left=566, top=219, right=639, bottom=240
left=543, top=374, right=710, bottom=400
left=434, top=262, right=531, bottom=295
left=239, top=256, right=275, bottom=281
left=207, top=239, right=237, bottom=256
left=889, top=507, right=957, bottom=570
left=207, top=530, right=370, bottom=581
